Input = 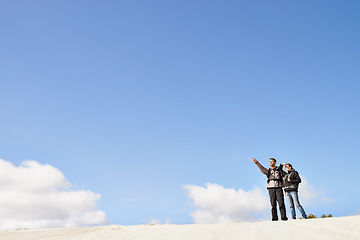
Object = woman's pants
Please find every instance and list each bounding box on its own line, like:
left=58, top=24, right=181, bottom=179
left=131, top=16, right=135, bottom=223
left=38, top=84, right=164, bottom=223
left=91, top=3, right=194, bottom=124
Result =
left=285, top=190, right=307, bottom=219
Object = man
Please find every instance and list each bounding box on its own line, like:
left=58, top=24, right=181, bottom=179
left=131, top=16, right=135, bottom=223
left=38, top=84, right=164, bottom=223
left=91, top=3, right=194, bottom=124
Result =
left=253, top=157, right=288, bottom=221
left=282, top=163, right=307, bottom=219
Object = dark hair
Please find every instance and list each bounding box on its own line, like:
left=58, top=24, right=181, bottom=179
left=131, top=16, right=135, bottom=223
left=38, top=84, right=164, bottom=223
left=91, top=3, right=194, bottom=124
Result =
left=269, top=158, right=277, bottom=162
left=285, top=163, right=293, bottom=169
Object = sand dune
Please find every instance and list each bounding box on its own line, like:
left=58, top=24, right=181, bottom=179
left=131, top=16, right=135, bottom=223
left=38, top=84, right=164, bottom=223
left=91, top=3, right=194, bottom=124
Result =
left=1, top=215, right=360, bottom=240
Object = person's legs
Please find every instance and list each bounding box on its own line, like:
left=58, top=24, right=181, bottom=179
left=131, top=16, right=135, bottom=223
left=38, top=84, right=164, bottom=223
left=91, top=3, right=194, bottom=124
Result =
left=290, top=191, right=307, bottom=219
left=285, top=191, right=296, bottom=219
left=275, top=188, right=288, bottom=221
left=268, top=189, right=278, bottom=221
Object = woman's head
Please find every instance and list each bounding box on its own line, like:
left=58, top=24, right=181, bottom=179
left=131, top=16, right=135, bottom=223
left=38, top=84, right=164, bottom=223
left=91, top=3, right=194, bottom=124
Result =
left=285, top=163, right=293, bottom=172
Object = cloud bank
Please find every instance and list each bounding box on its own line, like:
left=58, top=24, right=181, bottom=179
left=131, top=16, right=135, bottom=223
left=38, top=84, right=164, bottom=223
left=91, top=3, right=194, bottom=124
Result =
left=183, top=183, right=268, bottom=224
left=0, top=159, right=107, bottom=229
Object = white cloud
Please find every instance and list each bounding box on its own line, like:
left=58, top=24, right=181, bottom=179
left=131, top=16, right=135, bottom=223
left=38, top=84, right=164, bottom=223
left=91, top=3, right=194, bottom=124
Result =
left=183, top=183, right=268, bottom=224
left=298, top=177, right=316, bottom=204
left=298, top=176, right=331, bottom=205
left=0, top=159, right=107, bottom=229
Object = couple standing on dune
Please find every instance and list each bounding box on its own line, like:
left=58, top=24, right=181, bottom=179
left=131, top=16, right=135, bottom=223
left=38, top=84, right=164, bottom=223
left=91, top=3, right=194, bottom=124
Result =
left=253, top=157, right=308, bottom=221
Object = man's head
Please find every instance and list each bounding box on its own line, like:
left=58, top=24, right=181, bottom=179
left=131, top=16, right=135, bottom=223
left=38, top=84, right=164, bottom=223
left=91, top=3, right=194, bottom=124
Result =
left=269, top=158, right=277, bottom=167
left=285, top=163, right=293, bottom=172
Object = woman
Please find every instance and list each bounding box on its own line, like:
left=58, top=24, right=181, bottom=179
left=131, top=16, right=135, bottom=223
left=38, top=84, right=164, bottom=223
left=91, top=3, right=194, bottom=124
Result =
left=282, top=163, right=307, bottom=219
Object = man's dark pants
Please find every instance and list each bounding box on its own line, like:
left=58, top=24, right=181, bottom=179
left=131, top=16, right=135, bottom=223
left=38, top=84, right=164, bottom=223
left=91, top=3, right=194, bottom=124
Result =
left=268, top=188, right=288, bottom=221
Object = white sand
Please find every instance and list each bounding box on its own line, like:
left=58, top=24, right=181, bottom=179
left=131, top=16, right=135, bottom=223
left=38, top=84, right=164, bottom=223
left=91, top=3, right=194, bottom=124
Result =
left=1, top=215, right=360, bottom=240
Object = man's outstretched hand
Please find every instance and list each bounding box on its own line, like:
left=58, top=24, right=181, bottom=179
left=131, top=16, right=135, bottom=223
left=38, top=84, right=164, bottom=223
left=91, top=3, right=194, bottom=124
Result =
left=252, top=157, right=258, bottom=164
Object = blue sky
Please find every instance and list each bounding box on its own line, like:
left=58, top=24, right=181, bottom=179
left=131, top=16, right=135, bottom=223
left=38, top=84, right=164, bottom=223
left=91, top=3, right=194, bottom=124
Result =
left=1, top=0, right=359, bottom=226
